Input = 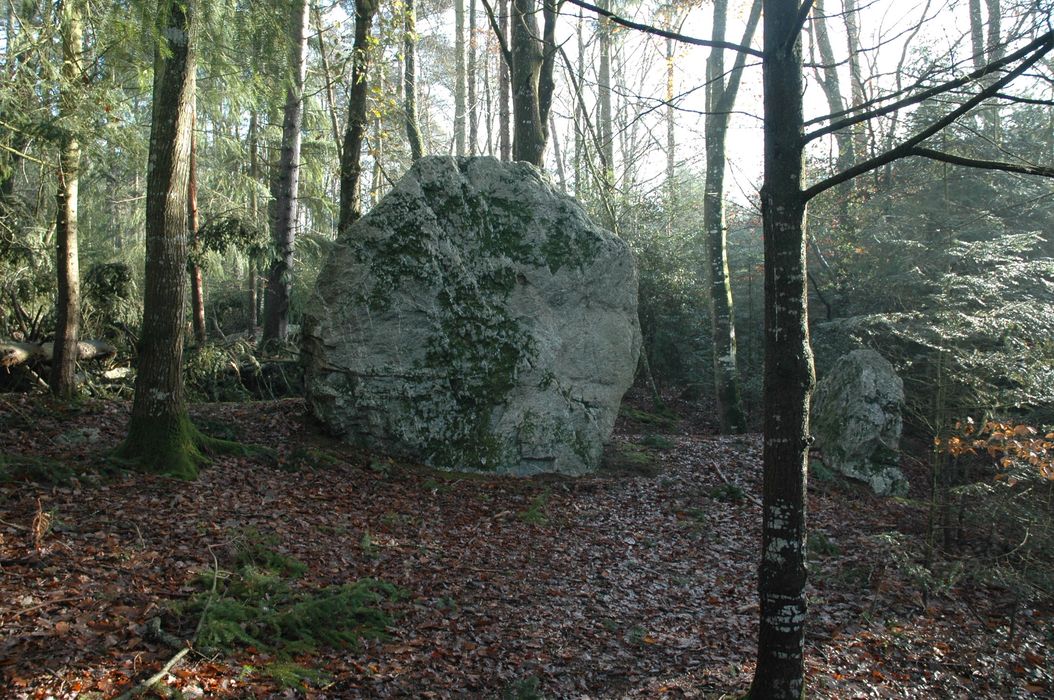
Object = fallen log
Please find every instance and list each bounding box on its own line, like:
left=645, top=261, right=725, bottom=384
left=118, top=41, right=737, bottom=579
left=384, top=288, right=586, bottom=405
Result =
left=1, top=340, right=117, bottom=368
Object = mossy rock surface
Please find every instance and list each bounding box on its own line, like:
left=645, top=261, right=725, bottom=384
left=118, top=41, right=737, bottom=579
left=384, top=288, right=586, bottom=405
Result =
left=303, top=156, right=641, bottom=475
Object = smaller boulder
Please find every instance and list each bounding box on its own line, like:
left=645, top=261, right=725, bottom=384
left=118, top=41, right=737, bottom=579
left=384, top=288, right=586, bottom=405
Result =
left=812, top=349, right=907, bottom=496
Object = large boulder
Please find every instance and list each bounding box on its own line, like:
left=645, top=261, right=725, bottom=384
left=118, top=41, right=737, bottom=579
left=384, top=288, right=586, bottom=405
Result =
left=811, top=349, right=908, bottom=495
left=302, top=156, right=641, bottom=475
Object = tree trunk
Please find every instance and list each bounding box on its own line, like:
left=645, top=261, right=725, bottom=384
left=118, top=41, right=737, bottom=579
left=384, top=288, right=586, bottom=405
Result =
left=370, top=62, right=384, bottom=206
left=116, top=0, right=200, bottom=479
left=509, top=0, right=544, bottom=165
left=263, top=0, right=309, bottom=343
left=498, top=0, right=511, bottom=160
left=811, top=0, right=854, bottom=171
left=50, top=2, right=83, bottom=399
left=509, top=0, right=555, bottom=167
left=247, top=109, right=260, bottom=334
left=404, top=0, right=424, bottom=161
left=749, top=0, right=814, bottom=696
left=455, top=0, right=466, bottom=156
left=188, top=114, right=206, bottom=346
left=338, top=0, right=378, bottom=232
left=842, top=0, right=867, bottom=162
left=468, top=0, right=478, bottom=154
left=702, top=0, right=758, bottom=435
left=597, top=0, right=614, bottom=182
left=314, top=3, right=344, bottom=160
left=665, top=34, right=675, bottom=218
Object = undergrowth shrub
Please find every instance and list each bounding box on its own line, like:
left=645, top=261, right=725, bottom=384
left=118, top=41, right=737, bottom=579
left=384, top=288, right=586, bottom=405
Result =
left=172, top=530, right=402, bottom=656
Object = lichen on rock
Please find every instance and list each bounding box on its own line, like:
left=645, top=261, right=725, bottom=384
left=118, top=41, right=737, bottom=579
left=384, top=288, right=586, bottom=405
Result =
left=302, top=156, right=641, bottom=475
left=811, top=349, right=908, bottom=496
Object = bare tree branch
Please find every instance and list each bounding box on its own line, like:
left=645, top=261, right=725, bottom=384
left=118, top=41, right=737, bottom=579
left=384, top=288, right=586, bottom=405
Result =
left=908, top=147, right=1054, bottom=177
left=803, top=38, right=1054, bottom=201
left=804, top=29, right=1054, bottom=143
left=563, top=0, right=764, bottom=57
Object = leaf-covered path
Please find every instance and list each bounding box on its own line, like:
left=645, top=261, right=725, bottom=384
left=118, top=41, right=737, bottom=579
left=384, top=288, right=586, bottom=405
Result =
left=1, top=395, right=1050, bottom=698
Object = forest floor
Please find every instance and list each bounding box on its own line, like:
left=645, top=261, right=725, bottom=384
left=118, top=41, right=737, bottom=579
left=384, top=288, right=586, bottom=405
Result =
left=1, top=391, right=1051, bottom=699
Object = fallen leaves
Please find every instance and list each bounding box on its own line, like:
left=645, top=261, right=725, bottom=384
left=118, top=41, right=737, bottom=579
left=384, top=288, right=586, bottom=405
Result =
left=0, top=393, right=1051, bottom=697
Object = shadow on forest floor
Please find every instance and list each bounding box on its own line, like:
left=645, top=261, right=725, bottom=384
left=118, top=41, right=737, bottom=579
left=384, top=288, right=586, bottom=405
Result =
left=0, top=391, right=1051, bottom=698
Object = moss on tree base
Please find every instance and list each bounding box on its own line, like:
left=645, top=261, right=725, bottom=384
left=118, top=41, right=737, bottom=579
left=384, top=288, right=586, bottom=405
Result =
left=113, top=411, right=272, bottom=480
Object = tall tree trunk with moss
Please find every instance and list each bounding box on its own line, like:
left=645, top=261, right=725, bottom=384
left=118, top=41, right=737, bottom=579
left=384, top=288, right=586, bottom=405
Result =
left=702, top=0, right=759, bottom=435
left=247, top=109, right=260, bottom=333
left=338, top=0, right=378, bottom=231
left=116, top=0, right=200, bottom=478
left=748, top=0, right=814, bottom=696
left=262, top=0, right=309, bottom=343
left=403, top=0, right=423, bottom=161
left=188, top=115, right=206, bottom=346
left=51, top=0, right=83, bottom=399
left=508, top=0, right=555, bottom=166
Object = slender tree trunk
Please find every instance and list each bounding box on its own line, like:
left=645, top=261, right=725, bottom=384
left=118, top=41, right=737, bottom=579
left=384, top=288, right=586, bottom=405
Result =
left=498, top=0, right=511, bottom=160
left=574, top=9, right=584, bottom=196
left=468, top=0, right=478, bottom=153
left=455, top=0, right=466, bottom=155
left=597, top=0, right=614, bottom=183
left=749, top=0, right=814, bottom=696
left=263, top=0, right=309, bottom=343
left=188, top=114, right=206, bottom=346
left=702, top=0, right=759, bottom=435
left=404, top=0, right=423, bottom=160
left=370, top=61, right=384, bottom=206
left=51, top=1, right=83, bottom=398
left=338, top=0, right=378, bottom=231
left=549, top=110, right=566, bottom=190
left=665, top=34, right=675, bottom=217
left=247, top=109, right=259, bottom=334
left=811, top=0, right=854, bottom=171
left=314, top=4, right=344, bottom=160
left=842, top=0, right=867, bottom=162
left=116, top=0, right=201, bottom=478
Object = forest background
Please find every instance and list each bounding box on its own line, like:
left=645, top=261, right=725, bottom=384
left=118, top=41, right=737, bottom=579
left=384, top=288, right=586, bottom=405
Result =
left=1, top=0, right=1054, bottom=697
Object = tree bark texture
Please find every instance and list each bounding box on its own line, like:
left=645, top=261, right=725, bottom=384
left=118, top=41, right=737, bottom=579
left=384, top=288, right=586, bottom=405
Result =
left=702, top=0, right=758, bottom=435
left=455, top=0, right=467, bottom=155
left=263, top=0, right=309, bottom=343
left=509, top=0, right=555, bottom=166
left=811, top=0, right=854, bottom=171
left=749, top=0, right=814, bottom=697
left=188, top=115, right=206, bottom=346
left=468, top=0, right=479, bottom=153
left=338, top=0, right=378, bottom=231
left=597, top=0, right=614, bottom=181
left=498, top=0, right=511, bottom=160
left=51, top=1, right=83, bottom=399
left=403, top=0, right=424, bottom=161
left=117, top=0, right=199, bottom=479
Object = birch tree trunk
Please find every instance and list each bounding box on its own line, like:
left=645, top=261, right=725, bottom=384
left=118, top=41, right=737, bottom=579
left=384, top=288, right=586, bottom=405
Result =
left=749, top=0, right=814, bottom=695
left=263, top=0, right=309, bottom=343
left=338, top=0, right=378, bottom=231
left=51, top=0, right=82, bottom=398
left=404, top=0, right=423, bottom=160
left=116, top=0, right=200, bottom=478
